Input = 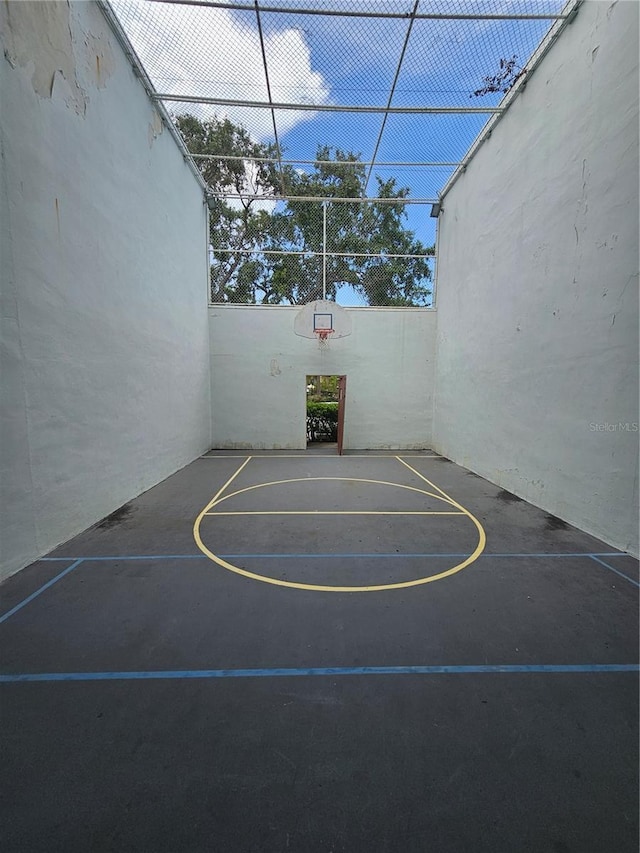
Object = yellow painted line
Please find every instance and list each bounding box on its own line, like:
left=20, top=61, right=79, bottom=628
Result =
left=193, top=470, right=486, bottom=593
left=193, top=456, right=253, bottom=576
left=208, top=477, right=457, bottom=510
left=204, top=510, right=464, bottom=516
left=194, top=455, right=252, bottom=519
left=395, top=457, right=471, bottom=509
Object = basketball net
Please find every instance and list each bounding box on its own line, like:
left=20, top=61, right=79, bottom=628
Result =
left=314, top=329, right=334, bottom=351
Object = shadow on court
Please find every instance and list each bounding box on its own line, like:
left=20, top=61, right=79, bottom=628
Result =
left=1, top=451, right=638, bottom=853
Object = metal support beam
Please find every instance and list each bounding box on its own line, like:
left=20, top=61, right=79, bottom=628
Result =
left=208, top=193, right=437, bottom=204
left=211, top=247, right=434, bottom=260
left=322, top=201, right=327, bottom=300
left=364, top=0, right=419, bottom=195
left=192, top=154, right=463, bottom=167
left=146, top=0, right=568, bottom=22
left=152, top=94, right=501, bottom=114
left=253, top=0, right=286, bottom=195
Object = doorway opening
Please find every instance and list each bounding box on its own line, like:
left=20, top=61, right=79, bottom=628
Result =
left=306, top=375, right=347, bottom=454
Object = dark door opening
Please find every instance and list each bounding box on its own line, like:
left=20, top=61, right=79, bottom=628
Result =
left=306, top=375, right=346, bottom=454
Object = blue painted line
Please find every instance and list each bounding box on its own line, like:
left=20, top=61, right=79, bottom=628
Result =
left=589, top=555, right=639, bottom=588
left=481, top=552, right=627, bottom=558
left=217, top=552, right=630, bottom=559
left=38, top=552, right=629, bottom=561
left=0, top=559, right=85, bottom=625
left=40, top=558, right=79, bottom=562
left=42, top=555, right=208, bottom=562
left=1, top=663, right=638, bottom=684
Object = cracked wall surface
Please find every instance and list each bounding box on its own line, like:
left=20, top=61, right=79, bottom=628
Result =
left=433, top=0, right=639, bottom=554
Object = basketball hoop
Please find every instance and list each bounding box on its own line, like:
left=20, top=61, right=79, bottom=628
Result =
left=294, top=300, right=352, bottom=348
left=314, top=328, right=334, bottom=351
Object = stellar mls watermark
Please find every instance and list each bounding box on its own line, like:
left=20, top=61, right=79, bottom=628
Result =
left=589, top=422, right=639, bottom=432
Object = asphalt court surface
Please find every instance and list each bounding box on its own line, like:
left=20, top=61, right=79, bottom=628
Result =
left=1, top=451, right=638, bottom=852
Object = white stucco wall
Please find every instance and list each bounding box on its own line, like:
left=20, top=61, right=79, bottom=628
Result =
left=433, top=0, right=639, bottom=554
left=0, top=1, right=211, bottom=579
left=209, top=306, right=436, bottom=449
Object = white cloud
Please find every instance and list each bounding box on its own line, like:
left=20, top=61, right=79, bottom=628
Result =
left=112, top=1, right=330, bottom=141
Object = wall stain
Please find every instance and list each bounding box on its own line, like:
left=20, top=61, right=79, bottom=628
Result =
left=86, top=32, right=115, bottom=89
left=95, top=503, right=135, bottom=530
left=545, top=513, right=569, bottom=531
left=496, top=489, right=523, bottom=502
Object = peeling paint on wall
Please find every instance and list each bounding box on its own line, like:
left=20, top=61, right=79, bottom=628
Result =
left=148, top=109, right=164, bottom=147
left=0, top=0, right=88, bottom=115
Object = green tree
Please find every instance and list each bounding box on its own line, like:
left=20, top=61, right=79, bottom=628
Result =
left=264, top=147, right=433, bottom=305
left=176, top=114, right=281, bottom=302
left=177, top=116, right=433, bottom=305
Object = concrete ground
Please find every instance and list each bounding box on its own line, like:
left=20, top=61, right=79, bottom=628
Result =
left=1, top=450, right=638, bottom=853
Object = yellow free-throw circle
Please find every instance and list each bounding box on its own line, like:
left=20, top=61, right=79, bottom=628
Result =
left=193, top=476, right=486, bottom=592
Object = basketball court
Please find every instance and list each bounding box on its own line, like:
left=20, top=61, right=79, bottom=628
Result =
left=1, top=1, right=638, bottom=850
left=1, top=451, right=637, bottom=852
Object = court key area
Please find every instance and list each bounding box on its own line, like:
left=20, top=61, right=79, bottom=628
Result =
left=1, top=452, right=638, bottom=852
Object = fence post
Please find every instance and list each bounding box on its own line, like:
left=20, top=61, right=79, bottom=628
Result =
left=322, top=199, right=327, bottom=300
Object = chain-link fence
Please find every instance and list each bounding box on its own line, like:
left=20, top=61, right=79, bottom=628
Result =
left=208, top=196, right=434, bottom=306
left=109, top=0, right=575, bottom=306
